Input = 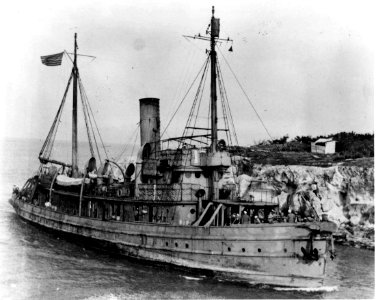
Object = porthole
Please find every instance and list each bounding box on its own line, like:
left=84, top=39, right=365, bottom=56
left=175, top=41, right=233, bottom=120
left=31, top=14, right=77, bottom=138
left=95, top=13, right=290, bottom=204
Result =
left=195, top=172, right=201, bottom=178
left=258, top=248, right=261, bottom=253
left=185, top=243, right=189, bottom=249
left=242, top=248, right=245, bottom=253
left=190, top=208, right=196, bottom=214
left=185, top=172, right=192, bottom=178
left=175, top=242, right=178, bottom=247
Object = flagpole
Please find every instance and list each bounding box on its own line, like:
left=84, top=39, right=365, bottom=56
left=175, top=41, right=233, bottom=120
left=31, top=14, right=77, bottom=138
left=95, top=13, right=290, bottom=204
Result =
left=72, top=33, right=78, bottom=177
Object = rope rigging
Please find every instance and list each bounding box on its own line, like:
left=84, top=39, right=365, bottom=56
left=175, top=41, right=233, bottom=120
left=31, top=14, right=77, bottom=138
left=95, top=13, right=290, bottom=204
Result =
left=39, top=67, right=109, bottom=170
left=78, top=74, right=95, bottom=158
left=216, top=55, right=239, bottom=146
left=79, top=75, right=117, bottom=174
left=39, top=72, right=73, bottom=161
left=217, top=47, right=274, bottom=140
left=180, top=55, right=210, bottom=148
left=115, top=123, right=140, bottom=163
left=78, top=76, right=102, bottom=162
left=217, top=47, right=295, bottom=176
left=160, top=56, right=211, bottom=139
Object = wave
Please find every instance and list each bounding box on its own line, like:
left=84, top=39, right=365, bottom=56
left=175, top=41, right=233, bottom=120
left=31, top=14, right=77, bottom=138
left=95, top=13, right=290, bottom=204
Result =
left=181, top=275, right=203, bottom=281
left=274, top=285, right=339, bottom=292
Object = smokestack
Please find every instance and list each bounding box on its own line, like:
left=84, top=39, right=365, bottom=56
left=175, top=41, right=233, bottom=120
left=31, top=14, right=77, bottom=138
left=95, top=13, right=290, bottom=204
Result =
left=139, top=98, right=161, bottom=153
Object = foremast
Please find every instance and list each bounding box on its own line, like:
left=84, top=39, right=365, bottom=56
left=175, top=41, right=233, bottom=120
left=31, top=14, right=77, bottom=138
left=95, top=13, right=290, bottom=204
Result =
left=72, top=33, right=79, bottom=177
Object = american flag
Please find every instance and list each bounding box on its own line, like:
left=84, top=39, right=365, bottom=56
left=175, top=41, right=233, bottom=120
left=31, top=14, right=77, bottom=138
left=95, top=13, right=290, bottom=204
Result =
left=40, top=52, right=64, bottom=66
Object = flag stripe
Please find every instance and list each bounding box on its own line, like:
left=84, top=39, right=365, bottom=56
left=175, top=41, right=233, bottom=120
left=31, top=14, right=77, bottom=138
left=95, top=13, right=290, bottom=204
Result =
left=41, top=52, right=64, bottom=66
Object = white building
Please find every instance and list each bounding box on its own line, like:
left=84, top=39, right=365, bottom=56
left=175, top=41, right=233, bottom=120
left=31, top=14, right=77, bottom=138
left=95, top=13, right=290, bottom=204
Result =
left=311, top=138, right=336, bottom=154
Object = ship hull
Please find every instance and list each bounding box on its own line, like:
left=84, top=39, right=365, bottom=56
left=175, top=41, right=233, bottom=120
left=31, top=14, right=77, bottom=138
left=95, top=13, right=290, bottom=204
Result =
left=9, top=196, right=329, bottom=288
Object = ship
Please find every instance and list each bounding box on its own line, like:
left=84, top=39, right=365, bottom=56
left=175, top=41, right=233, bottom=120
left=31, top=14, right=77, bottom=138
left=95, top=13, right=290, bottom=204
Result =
left=9, top=7, right=337, bottom=288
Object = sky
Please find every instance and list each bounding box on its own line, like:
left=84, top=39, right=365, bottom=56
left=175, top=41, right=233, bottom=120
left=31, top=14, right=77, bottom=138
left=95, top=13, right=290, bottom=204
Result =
left=0, top=0, right=374, bottom=149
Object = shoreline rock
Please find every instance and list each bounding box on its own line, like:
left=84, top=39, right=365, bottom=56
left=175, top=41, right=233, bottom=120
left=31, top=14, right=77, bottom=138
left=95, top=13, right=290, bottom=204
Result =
left=236, top=160, right=374, bottom=250
left=334, top=223, right=374, bottom=250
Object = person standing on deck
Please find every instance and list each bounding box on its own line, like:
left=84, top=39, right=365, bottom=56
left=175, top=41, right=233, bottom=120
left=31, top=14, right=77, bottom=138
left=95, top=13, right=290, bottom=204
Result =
left=241, top=210, right=250, bottom=224
left=287, top=209, right=296, bottom=223
left=98, top=159, right=113, bottom=185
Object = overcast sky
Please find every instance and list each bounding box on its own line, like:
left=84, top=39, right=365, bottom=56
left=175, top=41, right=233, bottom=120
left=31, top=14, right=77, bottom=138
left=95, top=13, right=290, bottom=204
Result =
left=0, top=0, right=374, bottom=148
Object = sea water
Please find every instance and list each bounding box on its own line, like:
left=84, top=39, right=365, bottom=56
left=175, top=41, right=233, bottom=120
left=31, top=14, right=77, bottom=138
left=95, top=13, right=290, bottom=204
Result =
left=0, top=138, right=374, bottom=299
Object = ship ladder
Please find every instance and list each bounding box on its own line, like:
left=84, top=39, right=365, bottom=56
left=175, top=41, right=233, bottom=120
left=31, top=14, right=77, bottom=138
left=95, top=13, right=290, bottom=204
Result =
left=192, top=202, right=213, bottom=226
left=203, top=204, right=223, bottom=228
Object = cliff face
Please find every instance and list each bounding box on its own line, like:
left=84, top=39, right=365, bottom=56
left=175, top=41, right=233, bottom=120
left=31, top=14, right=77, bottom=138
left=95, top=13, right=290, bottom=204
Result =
left=238, top=163, right=374, bottom=249
left=249, top=164, right=374, bottom=224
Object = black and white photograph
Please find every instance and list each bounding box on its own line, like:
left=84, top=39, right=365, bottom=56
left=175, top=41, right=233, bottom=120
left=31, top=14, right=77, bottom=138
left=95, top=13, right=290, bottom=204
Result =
left=0, top=0, right=374, bottom=299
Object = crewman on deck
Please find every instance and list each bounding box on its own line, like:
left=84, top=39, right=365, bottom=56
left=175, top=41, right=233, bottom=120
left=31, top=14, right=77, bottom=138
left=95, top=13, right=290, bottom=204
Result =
left=267, top=210, right=276, bottom=224
left=254, top=215, right=261, bottom=224
left=232, top=213, right=240, bottom=224
left=85, top=157, right=98, bottom=194
left=98, top=159, right=113, bottom=185
left=86, top=157, right=97, bottom=172
left=241, top=210, right=251, bottom=224
left=287, top=209, right=296, bottom=223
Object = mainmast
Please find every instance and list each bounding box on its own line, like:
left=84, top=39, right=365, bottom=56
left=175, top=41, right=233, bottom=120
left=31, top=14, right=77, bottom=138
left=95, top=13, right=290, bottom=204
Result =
left=209, top=6, right=221, bottom=202
left=72, top=33, right=78, bottom=177
left=210, top=6, right=219, bottom=153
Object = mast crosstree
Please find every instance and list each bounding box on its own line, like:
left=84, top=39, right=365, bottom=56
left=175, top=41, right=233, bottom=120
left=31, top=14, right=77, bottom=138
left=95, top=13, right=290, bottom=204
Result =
left=183, top=6, right=232, bottom=153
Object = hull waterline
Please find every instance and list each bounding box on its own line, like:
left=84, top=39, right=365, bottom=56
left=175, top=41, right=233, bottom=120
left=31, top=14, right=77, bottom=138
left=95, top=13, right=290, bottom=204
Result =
left=10, top=196, right=330, bottom=288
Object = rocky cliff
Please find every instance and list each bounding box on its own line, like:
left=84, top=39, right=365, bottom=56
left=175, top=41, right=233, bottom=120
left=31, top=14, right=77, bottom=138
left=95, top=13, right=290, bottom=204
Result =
left=228, top=160, right=374, bottom=249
